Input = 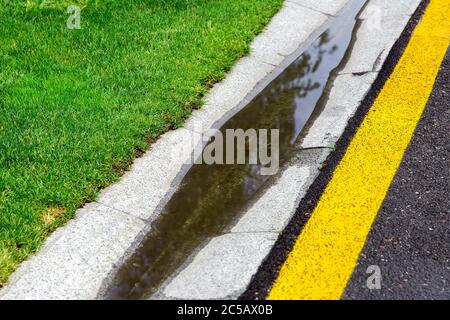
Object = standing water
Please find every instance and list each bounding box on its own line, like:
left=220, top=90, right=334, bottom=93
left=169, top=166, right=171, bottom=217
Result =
left=104, top=0, right=367, bottom=299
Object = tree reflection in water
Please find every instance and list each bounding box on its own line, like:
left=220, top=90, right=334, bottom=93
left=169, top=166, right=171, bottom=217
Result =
left=106, top=19, right=358, bottom=299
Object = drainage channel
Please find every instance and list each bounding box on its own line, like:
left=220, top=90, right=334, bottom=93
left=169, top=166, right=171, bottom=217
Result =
left=104, top=0, right=367, bottom=300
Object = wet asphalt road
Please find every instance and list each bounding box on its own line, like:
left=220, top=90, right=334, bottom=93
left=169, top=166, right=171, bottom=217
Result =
left=342, top=48, right=450, bottom=299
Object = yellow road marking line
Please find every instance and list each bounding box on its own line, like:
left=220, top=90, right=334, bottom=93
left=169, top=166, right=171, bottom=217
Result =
left=268, top=0, right=450, bottom=300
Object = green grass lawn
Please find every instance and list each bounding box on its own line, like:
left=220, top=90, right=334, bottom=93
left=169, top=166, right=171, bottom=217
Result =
left=0, top=0, right=283, bottom=285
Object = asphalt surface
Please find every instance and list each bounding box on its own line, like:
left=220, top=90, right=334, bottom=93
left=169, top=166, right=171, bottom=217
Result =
left=240, top=0, right=450, bottom=300
left=342, top=47, right=450, bottom=300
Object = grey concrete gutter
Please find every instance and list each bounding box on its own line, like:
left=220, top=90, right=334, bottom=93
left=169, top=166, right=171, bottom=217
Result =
left=154, top=0, right=422, bottom=300
left=0, top=0, right=420, bottom=300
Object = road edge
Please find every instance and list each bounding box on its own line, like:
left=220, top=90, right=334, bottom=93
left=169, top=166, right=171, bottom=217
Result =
left=240, top=0, right=430, bottom=300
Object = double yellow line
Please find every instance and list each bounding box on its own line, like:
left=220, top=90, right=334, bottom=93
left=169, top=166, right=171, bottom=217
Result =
left=268, top=0, right=450, bottom=300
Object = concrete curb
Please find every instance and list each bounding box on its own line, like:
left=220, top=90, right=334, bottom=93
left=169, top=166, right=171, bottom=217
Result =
left=0, top=0, right=420, bottom=300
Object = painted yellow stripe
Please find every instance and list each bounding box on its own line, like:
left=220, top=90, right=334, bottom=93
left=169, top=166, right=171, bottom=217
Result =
left=268, top=0, right=450, bottom=300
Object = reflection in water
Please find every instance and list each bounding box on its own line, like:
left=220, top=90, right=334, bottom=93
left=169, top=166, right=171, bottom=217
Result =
left=105, top=0, right=364, bottom=300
